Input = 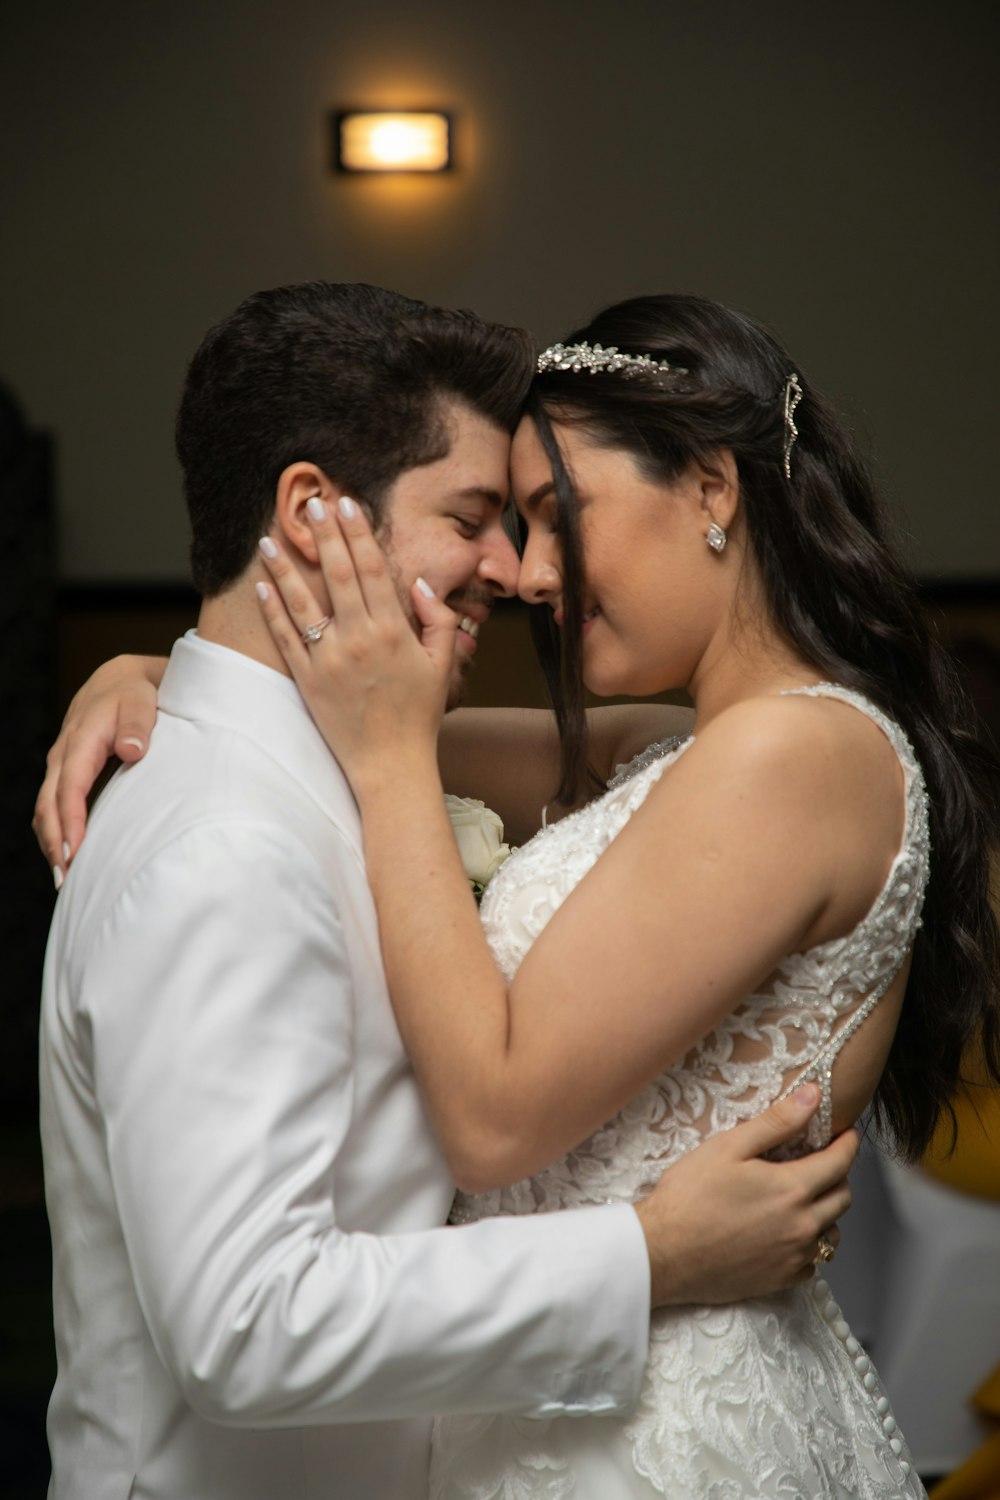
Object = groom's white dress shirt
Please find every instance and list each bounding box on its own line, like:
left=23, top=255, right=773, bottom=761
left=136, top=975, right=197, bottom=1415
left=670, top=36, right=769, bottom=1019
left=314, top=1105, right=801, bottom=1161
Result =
left=40, top=631, right=650, bottom=1500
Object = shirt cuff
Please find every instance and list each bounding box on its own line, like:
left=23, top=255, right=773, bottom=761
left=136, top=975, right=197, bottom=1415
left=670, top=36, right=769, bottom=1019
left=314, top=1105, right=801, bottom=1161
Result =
left=529, top=1203, right=650, bottom=1418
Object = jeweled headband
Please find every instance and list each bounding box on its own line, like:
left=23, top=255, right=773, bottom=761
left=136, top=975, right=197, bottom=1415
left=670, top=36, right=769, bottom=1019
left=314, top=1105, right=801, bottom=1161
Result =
left=536, top=341, right=684, bottom=379
left=537, top=341, right=804, bottom=480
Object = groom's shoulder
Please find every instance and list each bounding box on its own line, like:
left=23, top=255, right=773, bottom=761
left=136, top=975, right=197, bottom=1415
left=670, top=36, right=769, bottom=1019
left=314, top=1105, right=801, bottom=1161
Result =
left=80, top=706, right=357, bottom=894
left=57, top=710, right=366, bottom=972
left=152, top=634, right=361, bottom=840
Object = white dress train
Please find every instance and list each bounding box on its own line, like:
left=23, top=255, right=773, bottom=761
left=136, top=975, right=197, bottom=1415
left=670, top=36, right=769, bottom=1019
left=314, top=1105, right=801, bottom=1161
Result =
left=432, top=685, right=930, bottom=1500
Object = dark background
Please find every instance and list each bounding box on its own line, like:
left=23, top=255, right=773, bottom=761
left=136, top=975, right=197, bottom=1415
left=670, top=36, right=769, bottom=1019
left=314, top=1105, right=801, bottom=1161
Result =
left=1, top=2, right=997, bottom=1492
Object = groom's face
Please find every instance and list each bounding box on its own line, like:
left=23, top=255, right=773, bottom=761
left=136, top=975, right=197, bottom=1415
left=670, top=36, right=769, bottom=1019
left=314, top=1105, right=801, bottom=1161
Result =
left=376, top=399, right=520, bottom=708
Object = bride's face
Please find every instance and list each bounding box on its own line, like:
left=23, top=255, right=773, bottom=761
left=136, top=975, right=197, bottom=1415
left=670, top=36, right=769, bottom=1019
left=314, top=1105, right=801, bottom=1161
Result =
left=510, top=414, right=732, bottom=698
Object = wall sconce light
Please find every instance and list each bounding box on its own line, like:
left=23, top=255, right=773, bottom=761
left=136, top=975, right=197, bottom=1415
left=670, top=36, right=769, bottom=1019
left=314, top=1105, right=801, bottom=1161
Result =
left=332, top=110, right=453, bottom=173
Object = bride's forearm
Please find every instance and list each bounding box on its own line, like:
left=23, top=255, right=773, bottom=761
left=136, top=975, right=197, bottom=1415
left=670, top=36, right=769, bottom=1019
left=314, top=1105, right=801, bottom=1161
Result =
left=355, top=754, right=525, bottom=1192
left=438, top=704, right=695, bottom=847
left=437, top=709, right=563, bottom=844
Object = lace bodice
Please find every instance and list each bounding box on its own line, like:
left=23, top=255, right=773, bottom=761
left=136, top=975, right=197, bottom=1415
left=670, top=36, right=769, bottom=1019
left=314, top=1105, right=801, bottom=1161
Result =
left=454, top=685, right=929, bottom=1225
left=436, top=687, right=929, bottom=1499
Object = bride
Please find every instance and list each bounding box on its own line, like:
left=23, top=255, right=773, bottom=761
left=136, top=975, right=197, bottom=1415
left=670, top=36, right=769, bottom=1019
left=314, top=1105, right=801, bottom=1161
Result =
left=249, top=293, right=998, bottom=1499
left=37, top=294, right=999, bottom=1497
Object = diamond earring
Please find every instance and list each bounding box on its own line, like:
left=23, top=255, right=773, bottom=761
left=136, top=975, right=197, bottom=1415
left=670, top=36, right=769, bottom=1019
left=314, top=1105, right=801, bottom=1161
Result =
left=706, top=522, right=727, bottom=554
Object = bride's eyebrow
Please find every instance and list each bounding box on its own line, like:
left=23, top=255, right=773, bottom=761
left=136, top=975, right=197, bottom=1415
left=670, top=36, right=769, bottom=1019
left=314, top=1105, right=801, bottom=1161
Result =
left=518, top=480, right=556, bottom=514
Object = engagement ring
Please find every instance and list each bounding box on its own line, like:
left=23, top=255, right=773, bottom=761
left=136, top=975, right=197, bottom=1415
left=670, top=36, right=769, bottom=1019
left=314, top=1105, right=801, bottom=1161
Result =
left=301, top=616, right=332, bottom=646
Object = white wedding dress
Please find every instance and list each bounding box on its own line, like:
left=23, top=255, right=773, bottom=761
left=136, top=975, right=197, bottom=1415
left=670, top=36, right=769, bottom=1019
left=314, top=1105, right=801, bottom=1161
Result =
left=431, top=686, right=930, bottom=1500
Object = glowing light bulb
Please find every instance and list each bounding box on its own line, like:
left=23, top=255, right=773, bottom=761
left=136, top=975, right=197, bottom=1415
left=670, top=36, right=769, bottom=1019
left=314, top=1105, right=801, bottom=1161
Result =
left=335, top=112, right=452, bottom=172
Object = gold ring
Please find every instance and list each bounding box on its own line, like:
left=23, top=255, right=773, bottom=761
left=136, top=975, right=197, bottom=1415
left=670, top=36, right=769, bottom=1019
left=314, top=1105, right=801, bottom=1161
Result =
left=301, top=616, right=332, bottom=646
left=815, top=1233, right=836, bottom=1264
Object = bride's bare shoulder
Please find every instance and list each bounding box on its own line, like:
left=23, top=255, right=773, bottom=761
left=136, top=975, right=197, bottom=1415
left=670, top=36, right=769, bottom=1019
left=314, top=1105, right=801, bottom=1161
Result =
left=675, top=690, right=905, bottom=838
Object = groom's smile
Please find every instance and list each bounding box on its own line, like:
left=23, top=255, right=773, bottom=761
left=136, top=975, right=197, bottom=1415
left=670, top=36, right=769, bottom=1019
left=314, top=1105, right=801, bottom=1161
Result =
left=374, top=398, right=519, bottom=707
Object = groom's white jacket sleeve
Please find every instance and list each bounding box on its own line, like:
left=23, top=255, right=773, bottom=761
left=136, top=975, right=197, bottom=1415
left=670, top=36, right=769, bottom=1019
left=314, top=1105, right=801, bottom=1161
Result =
left=71, top=812, right=650, bottom=1427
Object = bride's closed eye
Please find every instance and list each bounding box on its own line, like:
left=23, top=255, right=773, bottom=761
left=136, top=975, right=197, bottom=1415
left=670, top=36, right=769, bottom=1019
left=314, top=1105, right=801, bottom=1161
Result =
left=517, top=499, right=559, bottom=537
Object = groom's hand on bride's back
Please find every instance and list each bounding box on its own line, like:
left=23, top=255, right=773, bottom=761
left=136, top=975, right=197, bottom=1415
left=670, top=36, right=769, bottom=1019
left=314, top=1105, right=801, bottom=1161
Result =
left=634, top=1082, right=857, bottom=1307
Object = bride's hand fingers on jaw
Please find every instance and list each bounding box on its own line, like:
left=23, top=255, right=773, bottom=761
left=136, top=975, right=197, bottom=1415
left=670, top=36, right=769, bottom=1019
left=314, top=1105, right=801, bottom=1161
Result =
left=410, top=575, right=462, bottom=677
left=254, top=542, right=318, bottom=674
left=299, top=495, right=376, bottom=630
left=325, top=496, right=404, bottom=624
left=322, top=498, right=457, bottom=681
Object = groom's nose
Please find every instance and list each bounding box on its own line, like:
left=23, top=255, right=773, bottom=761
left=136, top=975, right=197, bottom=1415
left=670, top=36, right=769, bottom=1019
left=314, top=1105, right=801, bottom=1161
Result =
left=476, top=526, right=521, bottom=597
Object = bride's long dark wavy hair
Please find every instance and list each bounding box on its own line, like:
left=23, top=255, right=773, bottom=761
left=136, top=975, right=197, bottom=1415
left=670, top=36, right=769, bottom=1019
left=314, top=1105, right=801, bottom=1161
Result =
left=527, top=292, right=999, bottom=1161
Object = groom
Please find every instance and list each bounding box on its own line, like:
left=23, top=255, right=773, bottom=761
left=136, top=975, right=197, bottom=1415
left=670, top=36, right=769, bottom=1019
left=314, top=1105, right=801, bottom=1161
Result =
left=39, top=283, right=856, bottom=1500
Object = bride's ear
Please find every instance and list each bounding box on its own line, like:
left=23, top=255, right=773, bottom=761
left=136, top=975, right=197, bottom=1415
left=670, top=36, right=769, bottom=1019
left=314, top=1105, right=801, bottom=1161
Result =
left=273, top=463, right=345, bottom=563
left=693, top=450, right=740, bottom=540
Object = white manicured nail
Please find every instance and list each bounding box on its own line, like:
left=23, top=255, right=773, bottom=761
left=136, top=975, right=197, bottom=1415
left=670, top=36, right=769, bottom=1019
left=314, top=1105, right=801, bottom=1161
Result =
left=120, top=737, right=144, bottom=753
left=53, top=866, right=64, bottom=891
left=306, top=497, right=326, bottom=521
left=415, top=577, right=435, bottom=598
left=338, top=496, right=357, bottom=519
left=255, top=582, right=269, bottom=601
left=62, top=841, right=71, bottom=865
left=259, top=537, right=278, bottom=559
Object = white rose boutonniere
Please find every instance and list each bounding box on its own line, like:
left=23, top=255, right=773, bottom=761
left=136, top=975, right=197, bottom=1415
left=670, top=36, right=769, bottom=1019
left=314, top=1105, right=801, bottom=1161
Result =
left=444, top=795, right=512, bottom=901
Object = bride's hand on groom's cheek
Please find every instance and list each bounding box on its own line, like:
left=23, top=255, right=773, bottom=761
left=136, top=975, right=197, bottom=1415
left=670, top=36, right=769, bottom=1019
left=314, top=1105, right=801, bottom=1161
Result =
left=255, top=498, right=457, bottom=788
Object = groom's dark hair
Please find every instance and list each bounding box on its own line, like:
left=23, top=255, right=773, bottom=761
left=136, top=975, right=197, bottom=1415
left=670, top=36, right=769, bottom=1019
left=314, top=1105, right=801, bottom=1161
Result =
left=176, top=281, right=536, bottom=596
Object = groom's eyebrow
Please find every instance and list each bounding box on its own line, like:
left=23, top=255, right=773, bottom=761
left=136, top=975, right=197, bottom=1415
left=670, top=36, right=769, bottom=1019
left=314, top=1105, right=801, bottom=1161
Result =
left=453, top=486, right=507, bottom=510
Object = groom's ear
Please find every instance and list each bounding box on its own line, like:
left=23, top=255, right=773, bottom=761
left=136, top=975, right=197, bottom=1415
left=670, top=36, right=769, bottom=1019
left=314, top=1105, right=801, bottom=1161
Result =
left=274, top=463, right=347, bottom=564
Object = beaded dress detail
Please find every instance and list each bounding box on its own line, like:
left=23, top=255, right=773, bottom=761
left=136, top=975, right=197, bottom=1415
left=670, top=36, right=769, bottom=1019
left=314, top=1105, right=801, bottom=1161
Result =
left=432, top=686, right=930, bottom=1500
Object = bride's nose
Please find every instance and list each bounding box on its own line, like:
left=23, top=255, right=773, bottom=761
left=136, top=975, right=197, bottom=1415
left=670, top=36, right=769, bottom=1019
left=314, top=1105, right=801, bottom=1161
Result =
left=517, top=537, right=562, bottom=606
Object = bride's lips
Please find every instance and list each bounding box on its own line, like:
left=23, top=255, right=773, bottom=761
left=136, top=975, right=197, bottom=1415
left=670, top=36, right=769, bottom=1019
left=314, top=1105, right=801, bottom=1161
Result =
left=553, top=606, right=600, bottom=631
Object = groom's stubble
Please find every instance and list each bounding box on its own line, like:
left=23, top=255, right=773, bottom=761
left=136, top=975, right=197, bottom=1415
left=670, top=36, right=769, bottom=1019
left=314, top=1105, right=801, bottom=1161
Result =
left=375, top=511, right=499, bottom=711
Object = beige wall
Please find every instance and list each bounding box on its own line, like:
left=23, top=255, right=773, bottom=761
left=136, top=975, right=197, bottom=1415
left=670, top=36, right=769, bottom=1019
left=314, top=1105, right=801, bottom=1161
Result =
left=2, top=0, right=997, bottom=582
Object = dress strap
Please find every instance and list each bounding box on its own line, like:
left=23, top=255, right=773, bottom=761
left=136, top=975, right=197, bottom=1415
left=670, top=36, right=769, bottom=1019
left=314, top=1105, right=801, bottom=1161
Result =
left=780, top=683, right=925, bottom=846
left=772, top=683, right=930, bottom=1144
left=606, top=735, right=689, bottom=790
